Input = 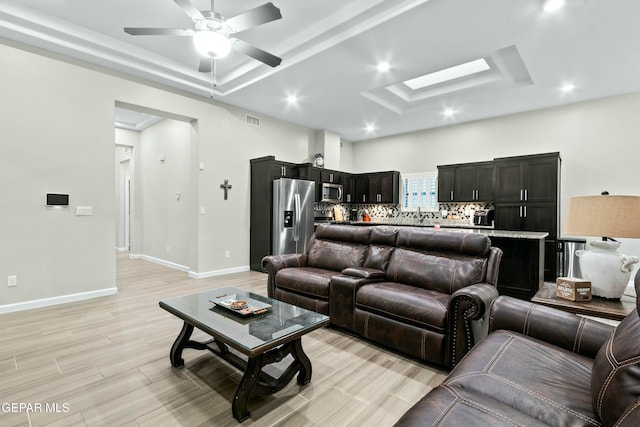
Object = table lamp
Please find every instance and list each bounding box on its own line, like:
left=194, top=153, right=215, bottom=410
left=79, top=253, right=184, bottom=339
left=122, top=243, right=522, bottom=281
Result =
left=565, top=194, right=640, bottom=299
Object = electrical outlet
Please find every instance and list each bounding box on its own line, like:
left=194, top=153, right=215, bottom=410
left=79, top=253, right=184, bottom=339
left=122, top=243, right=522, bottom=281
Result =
left=76, top=206, right=93, bottom=216
left=8, top=275, right=17, bottom=287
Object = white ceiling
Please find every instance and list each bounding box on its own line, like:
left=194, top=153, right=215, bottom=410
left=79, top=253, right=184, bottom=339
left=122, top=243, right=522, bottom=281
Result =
left=3, top=0, right=640, bottom=141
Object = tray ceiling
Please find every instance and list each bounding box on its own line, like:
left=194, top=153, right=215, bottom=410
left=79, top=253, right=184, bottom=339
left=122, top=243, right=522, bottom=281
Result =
left=2, top=0, right=640, bottom=141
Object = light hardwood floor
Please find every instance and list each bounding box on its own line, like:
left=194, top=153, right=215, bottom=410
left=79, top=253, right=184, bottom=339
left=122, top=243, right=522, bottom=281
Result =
left=0, top=253, right=446, bottom=426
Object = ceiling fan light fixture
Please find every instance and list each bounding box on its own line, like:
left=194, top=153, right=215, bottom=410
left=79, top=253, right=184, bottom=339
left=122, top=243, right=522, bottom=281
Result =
left=193, top=30, right=231, bottom=59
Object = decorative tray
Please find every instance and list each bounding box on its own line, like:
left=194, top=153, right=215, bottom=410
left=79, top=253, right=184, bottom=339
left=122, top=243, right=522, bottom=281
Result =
left=210, top=293, right=271, bottom=316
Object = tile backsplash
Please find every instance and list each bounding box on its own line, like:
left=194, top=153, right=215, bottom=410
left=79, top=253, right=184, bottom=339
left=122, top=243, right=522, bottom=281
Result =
left=316, top=202, right=495, bottom=222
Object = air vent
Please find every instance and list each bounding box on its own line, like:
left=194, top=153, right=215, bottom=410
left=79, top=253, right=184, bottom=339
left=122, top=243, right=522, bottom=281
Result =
left=245, top=114, right=260, bottom=127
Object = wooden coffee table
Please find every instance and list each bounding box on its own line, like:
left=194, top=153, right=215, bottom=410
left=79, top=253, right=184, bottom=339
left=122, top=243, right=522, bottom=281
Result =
left=160, top=286, right=329, bottom=422
left=531, top=282, right=635, bottom=321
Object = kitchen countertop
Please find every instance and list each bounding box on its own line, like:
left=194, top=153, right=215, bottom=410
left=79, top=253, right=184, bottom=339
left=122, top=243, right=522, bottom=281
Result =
left=329, top=220, right=548, bottom=240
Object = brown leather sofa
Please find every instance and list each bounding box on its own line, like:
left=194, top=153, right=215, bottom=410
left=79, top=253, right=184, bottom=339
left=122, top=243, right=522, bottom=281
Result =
left=262, top=224, right=503, bottom=368
left=395, top=273, right=640, bottom=427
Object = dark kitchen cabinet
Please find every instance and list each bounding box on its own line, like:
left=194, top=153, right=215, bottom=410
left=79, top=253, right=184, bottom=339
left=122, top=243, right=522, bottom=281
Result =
left=297, top=164, right=321, bottom=201
left=368, top=171, right=400, bottom=204
left=491, top=236, right=545, bottom=300
left=321, top=170, right=342, bottom=184
left=343, top=174, right=355, bottom=203
left=454, top=162, right=494, bottom=202
left=354, top=175, right=369, bottom=203
left=494, top=203, right=557, bottom=237
left=494, top=153, right=559, bottom=203
left=494, top=152, right=561, bottom=283
left=437, top=166, right=456, bottom=202
left=438, top=161, right=494, bottom=202
left=249, top=156, right=299, bottom=271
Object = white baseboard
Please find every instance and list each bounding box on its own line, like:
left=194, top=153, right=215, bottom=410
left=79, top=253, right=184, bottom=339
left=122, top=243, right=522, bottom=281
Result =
left=129, top=253, right=189, bottom=272
left=0, top=287, right=118, bottom=314
left=189, top=265, right=250, bottom=279
left=128, top=253, right=250, bottom=279
left=116, top=247, right=129, bottom=252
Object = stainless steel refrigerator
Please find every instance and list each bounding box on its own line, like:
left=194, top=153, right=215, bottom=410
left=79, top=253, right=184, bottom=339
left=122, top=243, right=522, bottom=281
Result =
left=272, top=178, right=315, bottom=255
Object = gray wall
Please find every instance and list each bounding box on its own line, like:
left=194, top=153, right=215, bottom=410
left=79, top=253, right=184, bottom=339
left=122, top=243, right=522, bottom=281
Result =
left=0, top=42, right=315, bottom=310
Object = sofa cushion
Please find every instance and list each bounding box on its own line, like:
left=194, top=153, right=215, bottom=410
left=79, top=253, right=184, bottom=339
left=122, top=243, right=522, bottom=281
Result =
left=396, top=228, right=490, bottom=257
left=396, top=329, right=598, bottom=426
left=315, top=223, right=371, bottom=244
left=356, top=282, right=449, bottom=332
left=591, top=307, right=640, bottom=426
left=275, top=267, right=341, bottom=299
left=364, top=244, right=394, bottom=271
left=307, top=238, right=368, bottom=271
left=385, top=248, right=486, bottom=294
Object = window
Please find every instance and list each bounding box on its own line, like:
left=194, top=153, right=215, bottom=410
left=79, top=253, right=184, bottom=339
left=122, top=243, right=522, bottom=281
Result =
left=401, top=172, right=438, bottom=212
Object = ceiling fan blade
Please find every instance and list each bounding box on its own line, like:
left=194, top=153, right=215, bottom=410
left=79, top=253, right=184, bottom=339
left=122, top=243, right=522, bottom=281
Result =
left=232, top=39, right=282, bottom=67
left=199, top=58, right=212, bottom=73
left=225, top=2, right=282, bottom=33
left=173, top=0, right=205, bottom=21
left=124, top=27, right=193, bottom=36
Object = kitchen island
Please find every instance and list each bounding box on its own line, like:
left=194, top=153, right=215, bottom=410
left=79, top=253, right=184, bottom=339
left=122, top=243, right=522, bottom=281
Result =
left=329, top=220, right=548, bottom=300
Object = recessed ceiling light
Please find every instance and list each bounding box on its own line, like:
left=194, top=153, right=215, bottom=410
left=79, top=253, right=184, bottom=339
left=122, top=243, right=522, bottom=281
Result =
left=286, top=94, right=299, bottom=104
left=543, top=0, right=565, bottom=13
left=560, top=83, right=576, bottom=93
left=404, top=59, right=490, bottom=90
left=443, top=108, right=456, bottom=117
left=365, top=123, right=377, bottom=133
left=376, top=61, right=391, bottom=73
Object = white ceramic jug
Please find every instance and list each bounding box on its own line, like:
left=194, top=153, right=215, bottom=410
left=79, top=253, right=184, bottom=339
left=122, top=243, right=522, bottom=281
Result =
left=576, top=240, right=639, bottom=299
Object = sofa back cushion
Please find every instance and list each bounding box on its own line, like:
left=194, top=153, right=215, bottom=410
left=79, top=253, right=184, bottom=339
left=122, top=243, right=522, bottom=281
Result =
left=385, top=248, right=487, bottom=294
left=314, top=223, right=371, bottom=244
left=591, top=275, right=640, bottom=426
left=307, top=225, right=370, bottom=271
left=396, top=228, right=490, bottom=257
left=364, top=227, right=398, bottom=271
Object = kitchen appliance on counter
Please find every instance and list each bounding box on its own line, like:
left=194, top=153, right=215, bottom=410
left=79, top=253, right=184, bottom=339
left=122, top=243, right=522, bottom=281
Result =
left=350, top=208, right=359, bottom=221
left=273, top=178, right=315, bottom=255
left=473, top=209, right=494, bottom=226
left=321, top=182, right=343, bottom=203
left=314, top=208, right=334, bottom=224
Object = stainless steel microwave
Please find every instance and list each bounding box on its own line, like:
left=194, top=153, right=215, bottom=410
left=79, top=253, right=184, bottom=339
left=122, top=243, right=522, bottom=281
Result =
left=321, top=182, right=343, bottom=203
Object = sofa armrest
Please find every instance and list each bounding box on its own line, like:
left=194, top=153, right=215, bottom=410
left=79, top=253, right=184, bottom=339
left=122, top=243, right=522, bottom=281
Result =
left=341, top=267, right=385, bottom=279
left=261, top=254, right=308, bottom=297
left=446, top=283, right=499, bottom=367
left=489, top=295, right=615, bottom=359
left=330, top=274, right=383, bottom=331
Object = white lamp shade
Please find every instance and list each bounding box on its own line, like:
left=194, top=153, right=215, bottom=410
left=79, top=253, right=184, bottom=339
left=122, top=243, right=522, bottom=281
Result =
left=193, top=30, right=231, bottom=59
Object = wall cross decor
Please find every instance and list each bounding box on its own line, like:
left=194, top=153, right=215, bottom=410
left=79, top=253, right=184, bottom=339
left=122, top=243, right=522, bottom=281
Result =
left=220, top=179, right=232, bottom=200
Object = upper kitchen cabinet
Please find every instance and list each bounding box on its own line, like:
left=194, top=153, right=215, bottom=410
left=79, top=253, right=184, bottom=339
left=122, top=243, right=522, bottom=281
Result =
left=297, top=164, right=321, bottom=201
left=494, top=153, right=560, bottom=203
left=438, top=161, right=494, bottom=202
left=437, top=166, right=456, bottom=202
left=320, top=170, right=343, bottom=184
left=368, top=171, right=400, bottom=204
left=354, top=174, right=369, bottom=203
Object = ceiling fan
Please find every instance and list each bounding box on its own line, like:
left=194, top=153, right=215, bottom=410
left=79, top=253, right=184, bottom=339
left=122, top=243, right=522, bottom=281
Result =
left=124, top=0, right=282, bottom=73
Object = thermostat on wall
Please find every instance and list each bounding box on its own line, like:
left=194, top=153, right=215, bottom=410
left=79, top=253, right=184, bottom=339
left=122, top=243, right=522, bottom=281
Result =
left=46, top=193, right=69, bottom=206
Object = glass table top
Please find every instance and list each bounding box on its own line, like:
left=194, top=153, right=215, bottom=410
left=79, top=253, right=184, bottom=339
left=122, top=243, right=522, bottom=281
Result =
left=160, top=286, right=329, bottom=354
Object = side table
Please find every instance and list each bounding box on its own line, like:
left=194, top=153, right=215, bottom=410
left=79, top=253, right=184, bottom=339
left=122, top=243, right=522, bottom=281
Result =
left=531, top=283, right=635, bottom=321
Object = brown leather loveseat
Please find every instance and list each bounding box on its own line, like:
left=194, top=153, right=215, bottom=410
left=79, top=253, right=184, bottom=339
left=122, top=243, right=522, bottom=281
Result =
left=395, top=273, right=640, bottom=426
left=262, top=224, right=503, bottom=368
